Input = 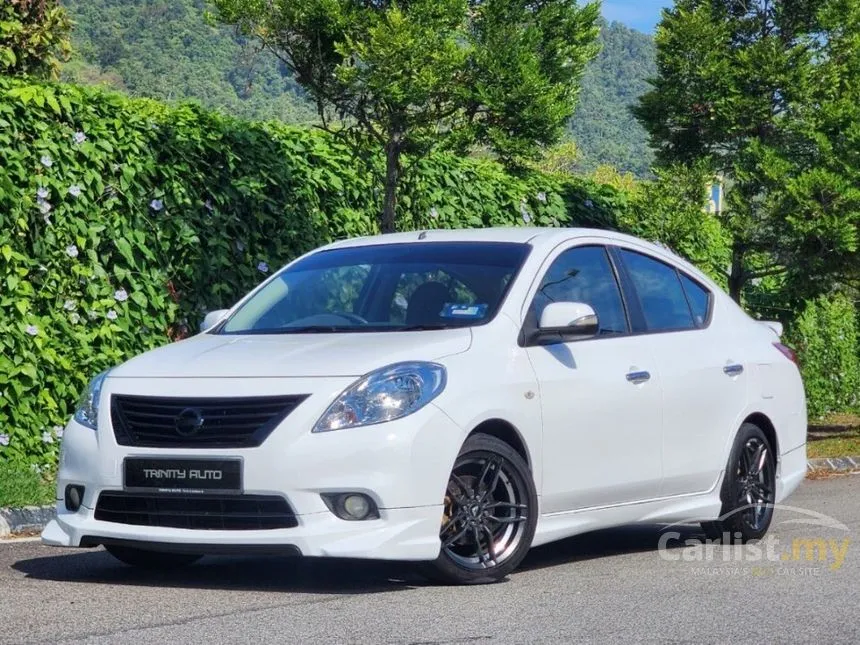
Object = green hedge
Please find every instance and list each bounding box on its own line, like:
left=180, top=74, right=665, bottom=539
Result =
left=0, top=77, right=728, bottom=467
left=787, top=294, right=860, bottom=418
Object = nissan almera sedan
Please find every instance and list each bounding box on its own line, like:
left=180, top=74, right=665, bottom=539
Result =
left=42, top=227, right=807, bottom=584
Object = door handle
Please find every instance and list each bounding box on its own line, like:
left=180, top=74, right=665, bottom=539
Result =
left=626, top=370, right=651, bottom=384
left=723, top=363, right=744, bottom=377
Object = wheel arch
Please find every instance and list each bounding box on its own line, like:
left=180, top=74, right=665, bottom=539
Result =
left=742, top=412, right=779, bottom=457
left=467, top=418, right=532, bottom=470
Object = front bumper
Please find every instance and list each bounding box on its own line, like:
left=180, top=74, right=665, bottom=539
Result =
left=44, top=376, right=465, bottom=561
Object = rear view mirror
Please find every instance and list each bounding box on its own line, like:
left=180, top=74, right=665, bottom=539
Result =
left=201, top=309, right=229, bottom=331
left=532, top=301, right=599, bottom=344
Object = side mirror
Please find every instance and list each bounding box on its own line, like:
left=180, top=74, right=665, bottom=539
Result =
left=200, top=309, right=229, bottom=332
left=534, top=302, right=599, bottom=343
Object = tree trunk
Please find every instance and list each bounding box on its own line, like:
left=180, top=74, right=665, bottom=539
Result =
left=728, top=243, right=745, bottom=303
left=381, top=135, right=402, bottom=234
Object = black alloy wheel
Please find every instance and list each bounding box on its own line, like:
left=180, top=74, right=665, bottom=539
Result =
left=702, top=423, right=776, bottom=543
left=426, top=433, right=537, bottom=584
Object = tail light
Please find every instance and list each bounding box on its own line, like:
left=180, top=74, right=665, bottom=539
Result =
left=773, top=342, right=798, bottom=365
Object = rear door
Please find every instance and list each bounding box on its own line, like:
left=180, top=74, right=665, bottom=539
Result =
left=614, top=247, right=747, bottom=496
left=523, top=243, right=664, bottom=513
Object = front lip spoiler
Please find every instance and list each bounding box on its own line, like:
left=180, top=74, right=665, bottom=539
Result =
left=80, top=536, right=303, bottom=557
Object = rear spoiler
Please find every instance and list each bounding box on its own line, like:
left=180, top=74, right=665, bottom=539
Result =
left=759, top=320, right=783, bottom=337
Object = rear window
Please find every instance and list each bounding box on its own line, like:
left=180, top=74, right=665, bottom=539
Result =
left=679, top=273, right=711, bottom=327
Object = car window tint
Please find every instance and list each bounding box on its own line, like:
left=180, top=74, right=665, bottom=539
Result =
left=679, top=273, right=711, bottom=327
left=619, top=250, right=695, bottom=331
left=531, top=246, right=628, bottom=335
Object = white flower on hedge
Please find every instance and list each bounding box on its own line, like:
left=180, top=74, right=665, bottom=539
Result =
left=38, top=199, right=52, bottom=214
left=68, top=184, right=82, bottom=198
left=54, top=425, right=64, bottom=439
left=26, top=324, right=38, bottom=336
left=430, top=207, right=439, bottom=219
left=584, top=199, right=594, bottom=208
left=37, top=186, right=49, bottom=200
left=537, top=191, right=547, bottom=203
left=150, top=199, right=164, bottom=211
left=87, top=310, right=99, bottom=320
left=40, top=154, right=53, bottom=168
left=106, top=309, right=118, bottom=321
left=204, top=199, right=214, bottom=212
left=520, top=200, right=532, bottom=224
left=69, top=312, right=81, bottom=324
left=73, top=131, right=87, bottom=144
left=63, top=299, right=76, bottom=311
left=114, top=288, right=128, bottom=302
left=65, top=244, right=79, bottom=258
left=42, top=430, right=54, bottom=444
left=0, top=433, right=9, bottom=447
left=257, top=261, right=269, bottom=274
left=235, top=240, right=245, bottom=252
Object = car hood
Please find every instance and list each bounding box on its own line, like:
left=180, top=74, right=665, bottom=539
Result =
left=109, top=329, right=473, bottom=378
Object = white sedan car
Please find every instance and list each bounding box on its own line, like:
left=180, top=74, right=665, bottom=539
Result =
left=43, top=227, right=807, bottom=584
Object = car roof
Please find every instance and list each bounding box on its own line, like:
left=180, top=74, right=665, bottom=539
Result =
left=325, top=226, right=670, bottom=248
left=318, top=227, right=718, bottom=291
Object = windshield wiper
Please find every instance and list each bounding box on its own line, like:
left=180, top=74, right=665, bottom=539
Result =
left=397, top=323, right=456, bottom=331
left=251, top=325, right=357, bottom=334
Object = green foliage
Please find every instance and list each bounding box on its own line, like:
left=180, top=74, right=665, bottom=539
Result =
left=636, top=0, right=860, bottom=303
left=0, top=0, right=72, bottom=78
left=787, top=295, right=860, bottom=418
left=569, top=20, right=656, bottom=177
left=60, top=0, right=317, bottom=123
left=0, top=461, right=56, bottom=508
left=212, top=0, right=601, bottom=232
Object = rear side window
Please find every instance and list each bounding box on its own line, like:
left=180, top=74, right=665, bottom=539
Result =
left=619, top=249, right=695, bottom=332
left=679, top=273, right=711, bottom=327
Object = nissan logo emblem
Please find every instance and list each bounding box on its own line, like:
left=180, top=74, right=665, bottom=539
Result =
left=175, top=407, right=205, bottom=436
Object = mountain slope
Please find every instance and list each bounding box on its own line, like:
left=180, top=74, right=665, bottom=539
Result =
left=569, top=20, right=657, bottom=177
left=61, top=1, right=655, bottom=175
left=61, top=0, right=316, bottom=122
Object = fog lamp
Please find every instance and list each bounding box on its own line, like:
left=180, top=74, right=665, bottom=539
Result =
left=65, top=485, right=85, bottom=512
left=322, top=493, right=379, bottom=521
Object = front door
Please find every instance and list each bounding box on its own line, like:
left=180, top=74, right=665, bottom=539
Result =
left=523, top=244, right=663, bottom=514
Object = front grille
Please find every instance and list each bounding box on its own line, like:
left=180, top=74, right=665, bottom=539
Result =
left=94, top=492, right=298, bottom=530
left=110, top=394, right=307, bottom=448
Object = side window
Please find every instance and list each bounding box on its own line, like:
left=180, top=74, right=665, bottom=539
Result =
left=530, top=246, right=628, bottom=335
left=679, top=273, right=711, bottom=327
left=619, top=249, right=695, bottom=331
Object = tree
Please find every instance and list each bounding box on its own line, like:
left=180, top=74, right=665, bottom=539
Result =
left=635, top=0, right=860, bottom=302
left=0, top=0, right=72, bottom=78
left=212, top=0, right=600, bottom=233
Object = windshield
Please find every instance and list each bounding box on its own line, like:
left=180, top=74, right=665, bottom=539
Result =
left=218, top=242, right=530, bottom=334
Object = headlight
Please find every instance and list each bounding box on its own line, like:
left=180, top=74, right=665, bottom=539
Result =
left=313, top=362, right=446, bottom=432
left=73, top=370, right=109, bottom=430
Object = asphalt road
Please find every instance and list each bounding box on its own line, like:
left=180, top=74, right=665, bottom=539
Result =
left=2, top=475, right=857, bottom=645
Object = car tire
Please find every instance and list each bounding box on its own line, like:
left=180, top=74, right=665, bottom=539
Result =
left=424, top=433, right=538, bottom=585
left=701, top=422, right=776, bottom=543
left=105, top=545, right=203, bottom=569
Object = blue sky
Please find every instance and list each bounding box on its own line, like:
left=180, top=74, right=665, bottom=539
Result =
left=602, top=0, right=672, bottom=33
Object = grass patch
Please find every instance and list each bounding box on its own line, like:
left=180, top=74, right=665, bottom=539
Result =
left=808, top=411, right=860, bottom=459
left=0, top=462, right=56, bottom=508
left=807, top=428, right=860, bottom=459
